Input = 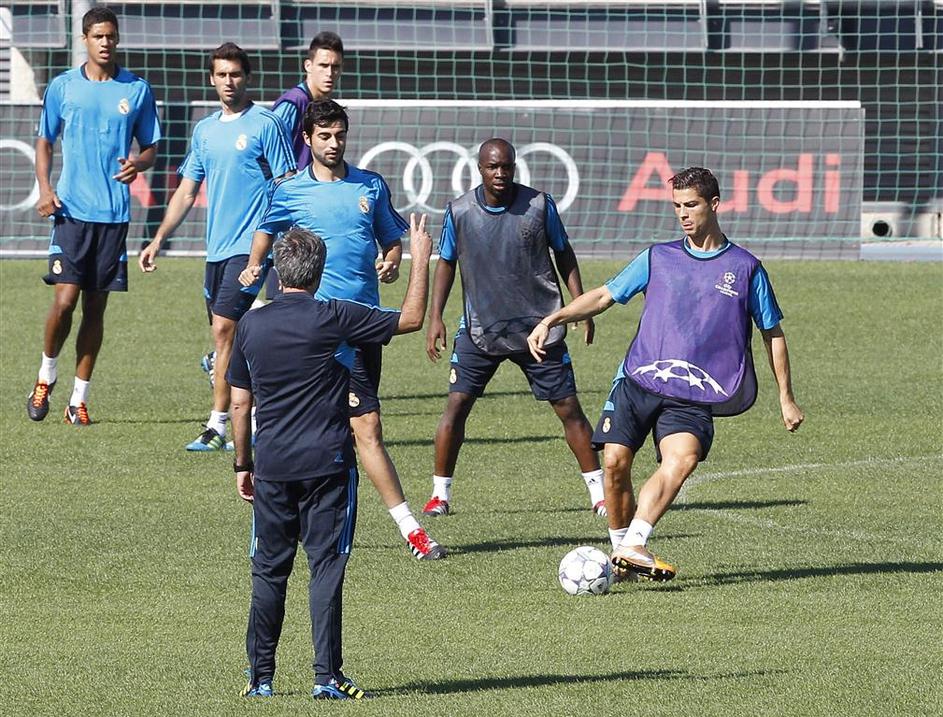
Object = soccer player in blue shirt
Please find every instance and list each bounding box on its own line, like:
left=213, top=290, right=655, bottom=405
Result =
left=251, top=31, right=344, bottom=303
left=229, top=221, right=432, bottom=699
left=27, top=6, right=161, bottom=425
left=239, top=99, right=445, bottom=561
left=528, top=167, right=804, bottom=582
left=138, top=43, right=295, bottom=451
left=423, top=139, right=606, bottom=520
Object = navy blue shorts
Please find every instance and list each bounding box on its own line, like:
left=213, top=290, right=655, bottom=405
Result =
left=264, top=265, right=281, bottom=301
left=44, top=216, right=129, bottom=292
left=448, top=328, right=577, bottom=401
left=204, top=255, right=261, bottom=323
left=348, top=343, right=382, bottom=417
left=592, top=377, right=714, bottom=461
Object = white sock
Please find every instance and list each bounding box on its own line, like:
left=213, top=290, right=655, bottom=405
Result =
left=70, top=378, right=90, bottom=406
left=608, top=527, right=629, bottom=551
left=432, top=475, right=452, bottom=502
left=208, top=410, right=228, bottom=437
left=623, top=518, right=654, bottom=548
left=38, top=353, right=58, bottom=384
left=581, top=469, right=605, bottom=505
left=389, top=501, right=421, bottom=539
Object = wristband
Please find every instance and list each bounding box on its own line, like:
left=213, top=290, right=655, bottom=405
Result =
left=233, top=460, right=254, bottom=473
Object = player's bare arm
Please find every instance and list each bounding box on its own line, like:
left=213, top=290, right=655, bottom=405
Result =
left=113, top=143, right=158, bottom=184
left=139, top=177, right=201, bottom=272
left=376, top=239, right=402, bottom=284
left=239, top=230, right=276, bottom=286
left=396, top=213, right=432, bottom=334
left=760, top=324, right=804, bottom=432
left=425, top=257, right=457, bottom=362
left=553, top=243, right=595, bottom=346
left=527, top=285, right=615, bottom=362
left=230, top=384, right=255, bottom=502
left=34, top=137, right=61, bottom=217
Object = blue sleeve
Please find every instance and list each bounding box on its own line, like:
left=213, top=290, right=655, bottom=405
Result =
left=271, top=101, right=300, bottom=140
left=545, top=194, right=570, bottom=252
left=261, top=114, right=296, bottom=178
left=605, top=248, right=651, bottom=304
left=257, top=184, right=293, bottom=235
left=178, top=126, right=205, bottom=183
left=332, top=300, right=401, bottom=346
left=438, top=205, right=457, bottom=261
left=372, top=175, right=409, bottom=248
left=132, top=82, right=162, bottom=148
left=749, top=264, right=784, bottom=330
left=226, top=325, right=252, bottom=389
left=37, top=77, right=64, bottom=142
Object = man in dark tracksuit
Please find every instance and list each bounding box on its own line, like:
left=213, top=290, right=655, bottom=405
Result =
left=228, top=216, right=431, bottom=700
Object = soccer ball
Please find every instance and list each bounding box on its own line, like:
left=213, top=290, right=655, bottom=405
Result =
left=558, top=546, right=614, bottom=596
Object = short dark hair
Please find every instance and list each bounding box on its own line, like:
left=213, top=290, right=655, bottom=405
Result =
left=273, top=227, right=326, bottom=290
left=308, top=31, right=344, bottom=58
left=669, top=167, right=720, bottom=202
left=209, top=42, right=251, bottom=76
left=302, top=99, right=349, bottom=137
left=82, top=7, right=119, bottom=35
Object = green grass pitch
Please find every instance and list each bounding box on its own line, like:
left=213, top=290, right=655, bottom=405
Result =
left=1, top=257, right=941, bottom=716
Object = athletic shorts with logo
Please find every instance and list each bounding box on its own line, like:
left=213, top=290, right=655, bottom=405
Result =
left=44, top=216, right=129, bottom=291
left=348, top=343, right=382, bottom=417
left=204, top=254, right=262, bottom=322
left=448, top=328, right=577, bottom=401
left=592, top=376, right=715, bottom=461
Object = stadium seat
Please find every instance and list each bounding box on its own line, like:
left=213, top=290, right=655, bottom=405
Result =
left=282, top=0, right=493, bottom=51
left=106, top=1, right=280, bottom=50
left=6, top=1, right=67, bottom=48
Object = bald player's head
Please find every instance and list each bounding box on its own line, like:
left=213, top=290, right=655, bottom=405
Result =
left=477, top=138, right=516, bottom=204
left=478, top=138, right=515, bottom=164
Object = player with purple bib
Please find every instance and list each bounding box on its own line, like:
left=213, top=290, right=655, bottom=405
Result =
left=527, top=166, right=804, bottom=582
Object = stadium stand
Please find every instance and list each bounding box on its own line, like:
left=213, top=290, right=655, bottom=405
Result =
left=1, top=0, right=940, bottom=253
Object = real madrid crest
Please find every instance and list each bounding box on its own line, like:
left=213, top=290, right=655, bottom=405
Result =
left=348, top=392, right=360, bottom=408
left=52, top=259, right=62, bottom=275
left=359, top=196, right=370, bottom=214
left=117, top=98, right=130, bottom=115
left=235, top=134, right=248, bottom=151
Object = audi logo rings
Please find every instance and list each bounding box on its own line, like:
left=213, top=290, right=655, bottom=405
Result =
left=358, top=141, right=580, bottom=214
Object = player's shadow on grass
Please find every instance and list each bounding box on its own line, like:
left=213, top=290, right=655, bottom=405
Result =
left=384, top=668, right=778, bottom=696
left=385, top=435, right=559, bottom=448
left=698, top=561, right=943, bottom=587
left=94, top=417, right=202, bottom=425
left=384, top=388, right=531, bottom=401
left=675, top=499, right=808, bottom=511
left=452, top=536, right=608, bottom=554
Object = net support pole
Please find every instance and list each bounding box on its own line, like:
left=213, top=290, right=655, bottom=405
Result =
left=71, top=0, right=91, bottom=68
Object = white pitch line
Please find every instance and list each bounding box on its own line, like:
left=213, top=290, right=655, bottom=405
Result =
left=678, top=454, right=943, bottom=499
left=675, top=454, right=943, bottom=549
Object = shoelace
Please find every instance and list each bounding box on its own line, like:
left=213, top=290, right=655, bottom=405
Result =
left=410, top=530, right=433, bottom=552
left=32, top=383, right=50, bottom=407
left=74, top=403, right=90, bottom=424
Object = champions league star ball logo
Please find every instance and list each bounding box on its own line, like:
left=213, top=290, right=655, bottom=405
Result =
left=715, top=271, right=739, bottom=298
left=632, top=359, right=728, bottom=396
